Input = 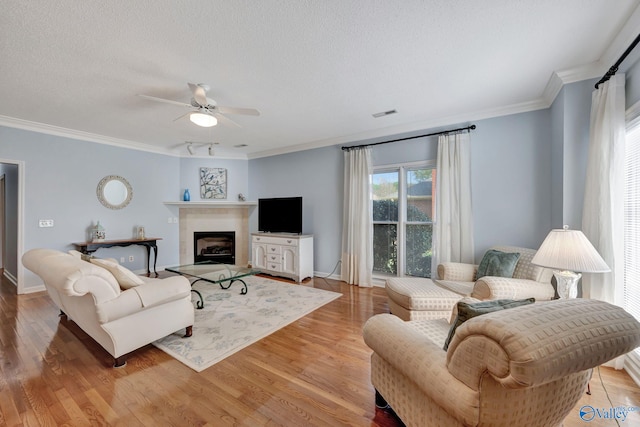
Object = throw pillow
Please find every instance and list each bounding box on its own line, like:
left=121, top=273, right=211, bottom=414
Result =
left=90, top=258, right=144, bottom=289
left=443, top=298, right=535, bottom=351
left=476, top=249, right=521, bottom=279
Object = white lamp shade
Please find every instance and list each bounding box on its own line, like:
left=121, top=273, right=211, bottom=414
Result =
left=531, top=227, right=610, bottom=273
left=189, top=111, right=217, bottom=127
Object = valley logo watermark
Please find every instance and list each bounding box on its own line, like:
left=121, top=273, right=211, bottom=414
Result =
left=579, top=405, right=640, bottom=422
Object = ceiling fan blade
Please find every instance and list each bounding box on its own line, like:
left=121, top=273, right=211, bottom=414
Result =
left=172, top=111, right=192, bottom=122
left=214, top=113, right=241, bottom=128
left=188, top=83, right=209, bottom=106
left=138, top=94, right=192, bottom=108
left=217, top=106, right=260, bottom=116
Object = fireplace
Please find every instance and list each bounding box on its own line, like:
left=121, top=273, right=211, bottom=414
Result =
left=194, top=231, right=236, bottom=264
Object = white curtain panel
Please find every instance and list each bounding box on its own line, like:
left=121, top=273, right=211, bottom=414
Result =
left=582, top=74, right=626, bottom=305
left=341, top=147, right=373, bottom=287
left=432, top=132, right=474, bottom=277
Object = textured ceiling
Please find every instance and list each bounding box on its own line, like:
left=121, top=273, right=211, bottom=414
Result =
left=1, top=0, right=639, bottom=158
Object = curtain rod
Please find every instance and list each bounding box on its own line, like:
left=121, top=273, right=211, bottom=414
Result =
left=595, top=32, right=640, bottom=89
left=341, top=124, right=476, bottom=151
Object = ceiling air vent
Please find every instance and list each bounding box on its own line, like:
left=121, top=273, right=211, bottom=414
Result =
left=372, top=109, right=397, bottom=118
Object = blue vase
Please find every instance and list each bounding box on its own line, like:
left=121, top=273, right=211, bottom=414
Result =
left=183, top=189, right=191, bottom=201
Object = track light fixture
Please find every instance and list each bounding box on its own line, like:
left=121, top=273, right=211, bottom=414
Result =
left=184, top=141, right=219, bottom=156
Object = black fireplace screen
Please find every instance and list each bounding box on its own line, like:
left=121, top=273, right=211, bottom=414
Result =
left=194, top=231, right=236, bottom=264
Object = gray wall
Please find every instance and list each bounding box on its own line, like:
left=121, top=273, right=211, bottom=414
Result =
left=179, top=157, right=250, bottom=202
left=0, top=126, right=257, bottom=291
left=548, top=78, right=597, bottom=231
left=0, top=127, right=183, bottom=289
left=629, top=57, right=640, bottom=109
left=470, top=110, right=552, bottom=254
left=248, top=146, right=344, bottom=274
left=3, top=55, right=640, bottom=290
left=249, top=108, right=554, bottom=272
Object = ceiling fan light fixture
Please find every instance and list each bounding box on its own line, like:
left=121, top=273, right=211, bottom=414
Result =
left=189, top=111, right=217, bottom=127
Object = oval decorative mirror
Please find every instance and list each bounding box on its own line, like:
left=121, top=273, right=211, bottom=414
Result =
left=97, top=175, right=133, bottom=209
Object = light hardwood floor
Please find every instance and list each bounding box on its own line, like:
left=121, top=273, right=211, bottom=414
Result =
left=1, top=270, right=640, bottom=426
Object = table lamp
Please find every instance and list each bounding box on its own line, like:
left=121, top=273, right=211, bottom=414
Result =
left=531, top=225, right=610, bottom=299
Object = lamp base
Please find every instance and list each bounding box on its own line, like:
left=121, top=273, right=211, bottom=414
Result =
left=553, top=270, right=582, bottom=299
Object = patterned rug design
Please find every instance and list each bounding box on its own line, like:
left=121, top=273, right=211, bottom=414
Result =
left=153, top=275, right=341, bottom=372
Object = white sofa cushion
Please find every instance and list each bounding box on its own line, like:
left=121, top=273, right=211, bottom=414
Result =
left=91, top=258, right=145, bottom=289
left=23, top=249, right=120, bottom=301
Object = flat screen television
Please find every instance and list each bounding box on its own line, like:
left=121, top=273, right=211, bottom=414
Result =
left=258, top=197, right=303, bottom=234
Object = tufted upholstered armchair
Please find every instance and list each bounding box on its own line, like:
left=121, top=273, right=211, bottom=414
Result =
left=436, top=245, right=556, bottom=301
left=385, top=246, right=556, bottom=322
left=363, top=298, right=640, bottom=427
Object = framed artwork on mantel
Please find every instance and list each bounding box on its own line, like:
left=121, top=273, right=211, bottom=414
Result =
left=200, top=167, right=227, bottom=199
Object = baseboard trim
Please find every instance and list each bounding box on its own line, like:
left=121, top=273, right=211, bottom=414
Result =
left=21, top=284, right=46, bottom=294
left=3, top=269, right=17, bottom=286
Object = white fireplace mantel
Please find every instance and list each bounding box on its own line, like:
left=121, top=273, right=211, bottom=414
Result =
left=164, top=201, right=257, bottom=208
left=170, top=202, right=255, bottom=266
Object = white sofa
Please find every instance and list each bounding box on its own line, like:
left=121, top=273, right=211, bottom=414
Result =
left=22, top=248, right=194, bottom=367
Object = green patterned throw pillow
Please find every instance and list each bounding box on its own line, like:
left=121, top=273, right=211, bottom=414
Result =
left=476, top=249, right=520, bottom=279
left=443, top=298, right=535, bottom=351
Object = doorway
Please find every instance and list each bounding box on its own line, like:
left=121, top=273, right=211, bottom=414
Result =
left=0, top=174, right=5, bottom=270
left=0, top=159, right=24, bottom=293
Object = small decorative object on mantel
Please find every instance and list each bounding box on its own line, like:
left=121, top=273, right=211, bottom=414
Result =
left=92, top=221, right=106, bottom=242
left=238, top=193, right=246, bottom=201
left=200, top=167, right=227, bottom=199
left=137, top=226, right=145, bottom=240
left=183, top=188, right=191, bottom=201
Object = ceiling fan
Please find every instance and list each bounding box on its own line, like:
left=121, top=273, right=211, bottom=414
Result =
left=139, top=83, right=260, bottom=128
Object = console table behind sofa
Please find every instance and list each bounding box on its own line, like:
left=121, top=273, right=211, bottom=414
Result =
left=72, top=237, right=162, bottom=276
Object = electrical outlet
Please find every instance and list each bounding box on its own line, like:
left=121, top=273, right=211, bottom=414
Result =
left=120, top=257, right=125, bottom=263
left=38, top=219, right=54, bottom=227
left=129, top=255, right=134, bottom=262
left=173, top=217, right=178, bottom=223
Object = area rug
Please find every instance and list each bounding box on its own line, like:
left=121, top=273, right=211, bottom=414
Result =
left=153, top=275, right=341, bottom=372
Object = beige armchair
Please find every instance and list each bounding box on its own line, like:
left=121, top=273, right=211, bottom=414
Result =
left=363, top=298, right=640, bottom=427
left=385, top=246, right=556, bottom=322
left=437, top=245, right=556, bottom=301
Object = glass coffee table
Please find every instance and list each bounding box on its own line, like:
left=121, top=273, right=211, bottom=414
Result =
left=165, top=262, right=261, bottom=309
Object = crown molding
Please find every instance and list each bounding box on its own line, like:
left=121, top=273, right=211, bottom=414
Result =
left=0, top=115, right=175, bottom=155
left=600, top=4, right=640, bottom=71
left=541, top=62, right=604, bottom=107
left=0, top=115, right=249, bottom=160
left=248, top=98, right=549, bottom=159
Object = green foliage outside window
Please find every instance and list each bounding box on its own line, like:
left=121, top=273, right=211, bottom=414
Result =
left=373, top=199, right=433, bottom=277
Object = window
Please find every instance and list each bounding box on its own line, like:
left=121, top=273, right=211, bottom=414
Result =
left=372, top=171, right=398, bottom=275
left=624, top=120, right=640, bottom=359
left=372, top=164, right=435, bottom=278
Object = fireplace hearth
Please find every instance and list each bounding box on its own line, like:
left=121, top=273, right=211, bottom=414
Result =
left=194, top=231, right=236, bottom=264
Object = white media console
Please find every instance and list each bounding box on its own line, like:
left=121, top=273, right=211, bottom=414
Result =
left=251, top=233, right=314, bottom=282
